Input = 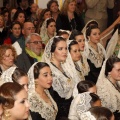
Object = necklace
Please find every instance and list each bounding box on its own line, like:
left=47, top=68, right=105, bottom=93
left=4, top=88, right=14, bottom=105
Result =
left=51, top=62, right=70, bottom=79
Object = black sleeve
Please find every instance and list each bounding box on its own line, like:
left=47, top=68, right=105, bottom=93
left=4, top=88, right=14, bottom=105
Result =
left=30, top=110, right=45, bottom=120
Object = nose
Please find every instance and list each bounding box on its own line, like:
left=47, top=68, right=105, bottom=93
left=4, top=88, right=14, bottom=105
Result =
left=26, top=100, right=30, bottom=108
left=49, top=75, right=53, bottom=82
left=24, top=85, right=28, bottom=92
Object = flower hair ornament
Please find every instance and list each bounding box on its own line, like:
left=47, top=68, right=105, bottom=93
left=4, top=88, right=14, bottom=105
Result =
left=1, top=66, right=17, bottom=84
left=80, top=111, right=96, bottom=120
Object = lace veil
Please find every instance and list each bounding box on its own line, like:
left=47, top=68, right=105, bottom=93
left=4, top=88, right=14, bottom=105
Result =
left=27, top=62, right=39, bottom=94
left=1, top=66, right=17, bottom=85
left=80, top=111, right=96, bottom=120
left=42, top=36, right=76, bottom=99
left=106, top=29, right=118, bottom=58
left=68, top=92, right=92, bottom=120
left=40, top=18, right=56, bottom=42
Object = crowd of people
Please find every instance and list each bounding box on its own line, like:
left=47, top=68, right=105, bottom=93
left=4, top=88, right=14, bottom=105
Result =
left=0, top=0, right=120, bottom=120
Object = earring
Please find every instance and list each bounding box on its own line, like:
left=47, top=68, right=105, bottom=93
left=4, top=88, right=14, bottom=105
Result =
left=35, top=80, right=38, bottom=88
left=4, top=110, right=11, bottom=120
left=51, top=53, right=54, bottom=61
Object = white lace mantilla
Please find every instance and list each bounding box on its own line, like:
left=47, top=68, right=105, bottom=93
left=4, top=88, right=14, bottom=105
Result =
left=29, top=90, right=58, bottom=120
left=97, top=77, right=120, bottom=112
left=68, top=92, right=92, bottom=120
left=79, top=52, right=90, bottom=76
left=87, top=43, right=106, bottom=68
left=80, top=111, right=96, bottom=120
left=50, top=63, right=74, bottom=99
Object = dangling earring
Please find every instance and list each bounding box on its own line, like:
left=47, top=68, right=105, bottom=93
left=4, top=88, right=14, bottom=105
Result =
left=4, top=110, right=11, bottom=120
left=51, top=53, right=54, bottom=61
left=35, top=80, right=38, bottom=88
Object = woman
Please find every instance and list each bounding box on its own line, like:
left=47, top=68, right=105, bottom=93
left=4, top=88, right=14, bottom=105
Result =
left=80, top=106, right=114, bottom=120
left=70, top=30, right=90, bottom=77
left=42, top=36, right=75, bottom=119
left=77, top=80, right=97, bottom=94
left=40, top=18, right=56, bottom=45
left=4, top=21, right=22, bottom=44
left=85, top=25, right=106, bottom=83
left=0, top=44, right=17, bottom=75
left=58, top=29, right=71, bottom=40
left=60, top=0, right=84, bottom=31
left=1, top=66, right=28, bottom=91
left=69, top=92, right=101, bottom=120
left=13, top=10, right=26, bottom=25
left=36, top=8, right=51, bottom=34
left=28, top=62, right=58, bottom=120
left=0, top=82, right=29, bottom=120
left=97, top=56, right=120, bottom=119
left=84, top=0, right=114, bottom=32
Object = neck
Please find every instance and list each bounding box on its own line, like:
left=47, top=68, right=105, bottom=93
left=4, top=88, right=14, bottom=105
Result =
left=51, top=59, right=62, bottom=70
left=35, top=85, right=45, bottom=96
left=47, top=32, right=54, bottom=39
left=107, top=76, right=116, bottom=85
left=1, top=64, right=10, bottom=71
left=67, top=11, right=74, bottom=19
left=89, top=41, right=98, bottom=51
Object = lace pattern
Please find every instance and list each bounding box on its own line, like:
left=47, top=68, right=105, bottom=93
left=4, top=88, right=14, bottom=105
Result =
left=50, top=62, right=74, bottom=99
left=87, top=43, right=106, bottom=68
left=0, top=66, right=17, bottom=85
left=80, top=111, right=96, bottom=120
left=97, top=77, right=120, bottom=112
left=68, top=92, right=92, bottom=120
left=29, top=90, right=58, bottom=120
left=42, top=38, right=77, bottom=99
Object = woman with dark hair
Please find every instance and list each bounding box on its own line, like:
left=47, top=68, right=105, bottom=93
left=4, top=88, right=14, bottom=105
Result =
left=28, top=62, right=58, bottom=120
left=13, top=10, right=26, bottom=24
left=42, top=36, right=75, bottom=119
left=4, top=21, right=22, bottom=44
left=85, top=25, right=106, bottom=83
left=36, top=8, right=51, bottom=34
left=1, top=66, right=28, bottom=91
left=40, top=18, right=56, bottom=45
left=68, top=92, right=101, bottom=120
left=80, top=106, right=114, bottom=120
left=0, top=82, right=29, bottom=120
left=97, top=55, right=120, bottom=119
left=77, top=81, right=96, bottom=94
left=70, top=30, right=90, bottom=77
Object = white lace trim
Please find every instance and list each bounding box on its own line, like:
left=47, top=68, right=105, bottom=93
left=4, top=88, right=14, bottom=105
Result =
left=29, top=90, right=58, bottom=120
left=87, top=43, right=106, bottom=68
left=97, top=77, right=120, bottom=112
left=68, top=92, right=92, bottom=120
left=80, top=111, right=96, bottom=120
left=49, top=63, right=74, bottom=99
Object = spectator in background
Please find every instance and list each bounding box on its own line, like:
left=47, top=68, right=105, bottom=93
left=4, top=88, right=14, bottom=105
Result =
left=29, top=3, right=39, bottom=27
left=15, top=33, right=42, bottom=73
left=60, top=0, right=84, bottom=31
left=4, top=21, right=22, bottom=44
left=85, top=0, right=114, bottom=32
left=36, top=8, right=51, bottom=34
left=0, top=44, right=17, bottom=75
left=17, top=0, right=31, bottom=18
left=12, top=21, right=35, bottom=55
left=13, top=10, right=26, bottom=25
left=47, top=0, right=62, bottom=33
